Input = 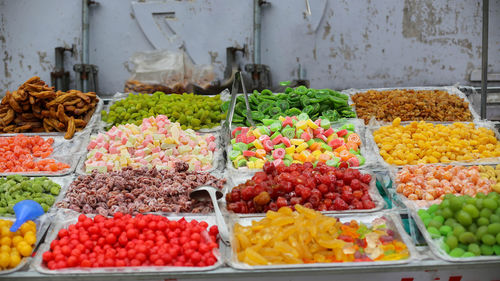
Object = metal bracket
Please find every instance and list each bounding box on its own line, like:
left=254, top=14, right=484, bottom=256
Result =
left=74, top=64, right=99, bottom=93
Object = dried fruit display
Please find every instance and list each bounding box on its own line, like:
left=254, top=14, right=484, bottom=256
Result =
left=0, top=135, right=70, bottom=173
left=226, top=162, right=375, bottom=213
left=478, top=165, right=500, bottom=193
left=0, top=220, right=37, bottom=270
left=234, top=205, right=409, bottom=265
left=0, top=77, right=99, bottom=139
left=418, top=193, right=500, bottom=258
left=373, top=118, right=500, bottom=165
left=396, top=165, right=491, bottom=201
left=352, top=89, right=472, bottom=124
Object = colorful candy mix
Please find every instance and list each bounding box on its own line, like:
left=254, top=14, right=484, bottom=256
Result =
left=230, top=114, right=364, bottom=169
left=85, top=115, right=217, bottom=172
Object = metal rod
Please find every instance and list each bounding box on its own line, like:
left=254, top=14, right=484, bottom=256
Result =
left=480, top=0, right=489, bottom=119
left=82, top=0, right=90, bottom=92
left=253, top=0, right=261, bottom=65
left=54, top=48, right=64, bottom=90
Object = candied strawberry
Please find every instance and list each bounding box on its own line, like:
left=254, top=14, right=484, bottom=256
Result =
left=352, top=199, right=364, bottom=209
left=269, top=202, right=278, bottom=211
left=341, top=185, right=352, bottom=193
left=362, top=200, right=376, bottom=209
left=254, top=184, right=265, bottom=195
left=353, top=190, right=364, bottom=199
left=324, top=198, right=332, bottom=208
left=341, top=190, right=353, bottom=203
left=317, top=184, right=329, bottom=194
left=324, top=192, right=336, bottom=200
left=241, top=187, right=254, bottom=201
left=360, top=173, right=372, bottom=184
left=309, top=194, right=321, bottom=207
left=276, top=196, right=288, bottom=208
left=336, top=180, right=344, bottom=188
left=333, top=198, right=349, bottom=210
left=303, top=162, right=314, bottom=170
left=311, top=188, right=322, bottom=199
left=301, top=188, right=312, bottom=200
left=350, top=179, right=362, bottom=191
left=303, top=202, right=313, bottom=209
left=231, top=189, right=241, bottom=201
left=338, top=162, right=349, bottom=169
left=290, top=197, right=302, bottom=205
left=335, top=170, right=344, bottom=180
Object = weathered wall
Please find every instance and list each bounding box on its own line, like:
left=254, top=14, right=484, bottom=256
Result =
left=0, top=0, right=499, bottom=95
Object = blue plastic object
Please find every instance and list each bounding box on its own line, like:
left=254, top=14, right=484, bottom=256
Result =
left=10, top=200, right=44, bottom=232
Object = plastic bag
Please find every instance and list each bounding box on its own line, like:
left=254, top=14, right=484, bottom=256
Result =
left=125, top=49, right=215, bottom=94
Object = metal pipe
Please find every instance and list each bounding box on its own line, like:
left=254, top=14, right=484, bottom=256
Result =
left=253, top=0, right=261, bottom=65
left=480, top=0, right=489, bottom=119
left=54, top=47, right=64, bottom=90
left=82, top=0, right=90, bottom=92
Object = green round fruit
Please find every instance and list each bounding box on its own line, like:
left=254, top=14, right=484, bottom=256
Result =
left=481, top=234, right=496, bottom=246
left=480, top=244, right=494, bottom=255
left=487, top=223, right=500, bottom=235
left=458, top=232, right=477, bottom=244
left=480, top=208, right=492, bottom=218
left=445, top=218, right=458, bottom=227
left=453, top=225, right=466, bottom=237
left=467, top=243, right=481, bottom=256
left=441, top=208, right=453, bottom=219
left=477, top=217, right=490, bottom=226
left=456, top=210, right=472, bottom=226
left=428, top=227, right=441, bottom=239
left=449, top=247, right=465, bottom=257
left=483, top=198, right=498, bottom=211
left=439, top=225, right=452, bottom=236
left=428, top=219, right=443, bottom=229
left=462, top=252, right=475, bottom=257
left=463, top=204, right=479, bottom=218
left=476, top=225, right=489, bottom=240
left=446, top=235, right=458, bottom=249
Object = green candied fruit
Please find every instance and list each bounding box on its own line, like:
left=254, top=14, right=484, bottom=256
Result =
left=449, top=248, right=465, bottom=257
left=102, top=92, right=224, bottom=130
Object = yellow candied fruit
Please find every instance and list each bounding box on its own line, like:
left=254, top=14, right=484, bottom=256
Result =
left=0, top=220, right=36, bottom=270
left=234, top=205, right=409, bottom=265
left=374, top=121, right=500, bottom=165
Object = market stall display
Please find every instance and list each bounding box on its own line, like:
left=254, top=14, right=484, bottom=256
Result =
left=0, top=77, right=99, bottom=139
left=0, top=175, right=62, bottom=214
left=226, top=87, right=356, bottom=126
left=0, top=219, right=36, bottom=270
left=348, top=87, right=477, bottom=124
left=225, top=162, right=380, bottom=213
left=0, top=135, right=70, bottom=173
left=372, top=118, right=500, bottom=166
left=478, top=165, right=500, bottom=192
left=414, top=193, right=500, bottom=260
left=101, top=92, right=225, bottom=131
left=84, top=115, right=218, bottom=173
left=228, top=114, right=365, bottom=170
left=395, top=165, right=492, bottom=203
left=231, top=206, right=412, bottom=267
left=40, top=213, right=220, bottom=269
left=56, top=165, right=226, bottom=216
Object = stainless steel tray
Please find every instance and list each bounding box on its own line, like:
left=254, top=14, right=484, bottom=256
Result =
left=226, top=119, right=377, bottom=177
left=0, top=133, right=88, bottom=177
left=409, top=207, right=500, bottom=262
left=0, top=214, right=52, bottom=275
left=342, top=86, right=481, bottom=124
left=76, top=130, right=223, bottom=175
left=98, top=92, right=222, bottom=134
left=227, top=211, right=417, bottom=270
left=221, top=169, right=386, bottom=217
left=32, top=211, right=224, bottom=274
left=366, top=120, right=500, bottom=170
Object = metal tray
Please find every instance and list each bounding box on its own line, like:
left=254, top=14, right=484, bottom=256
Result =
left=227, top=211, right=418, bottom=270
left=0, top=175, right=74, bottom=218
left=0, top=133, right=88, bottom=177
left=98, top=92, right=222, bottom=134
left=32, top=211, right=224, bottom=274
left=342, top=86, right=481, bottom=124
left=0, top=98, right=103, bottom=138
left=366, top=120, right=500, bottom=170
left=220, top=169, right=386, bottom=217
left=409, top=207, right=500, bottom=262
left=0, top=213, right=52, bottom=275
left=225, top=119, right=377, bottom=177
left=75, top=130, right=223, bottom=175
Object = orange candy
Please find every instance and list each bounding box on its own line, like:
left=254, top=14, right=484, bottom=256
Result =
left=0, top=134, right=70, bottom=173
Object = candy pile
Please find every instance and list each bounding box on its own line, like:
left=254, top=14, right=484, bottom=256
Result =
left=0, top=135, right=70, bottom=173
left=102, top=92, right=225, bottom=130
left=373, top=118, right=500, bottom=165
left=0, top=175, right=61, bottom=214
left=57, top=166, right=226, bottom=216
left=0, top=220, right=37, bottom=270
left=230, top=114, right=364, bottom=169
left=226, top=162, right=375, bottom=213
left=85, top=115, right=217, bottom=173
left=42, top=213, right=219, bottom=269
left=234, top=205, right=409, bottom=265
left=478, top=165, right=500, bottom=193
left=396, top=165, right=492, bottom=201
left=226, top=86, right=356, bottom=126
left=418, top=193, right=500, bottom=257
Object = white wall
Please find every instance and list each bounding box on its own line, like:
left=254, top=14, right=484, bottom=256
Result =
left=1, top=0, right=499, bottom=95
